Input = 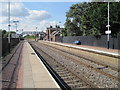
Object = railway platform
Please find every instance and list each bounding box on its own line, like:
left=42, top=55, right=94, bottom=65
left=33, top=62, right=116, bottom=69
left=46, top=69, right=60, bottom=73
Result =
left=17, top=41, right=60, bottom=88
left=44, top=41, right=119, bottom=56
left=39, top=40, right=119, bottom=71
left=1, top=40, right=119, bottom=89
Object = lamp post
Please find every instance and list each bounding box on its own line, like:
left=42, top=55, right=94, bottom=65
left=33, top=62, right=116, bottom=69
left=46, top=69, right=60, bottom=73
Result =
left=13, top=20, right=19, bottom=33
left=22, top=29, right=24, bottom=35
left=8, top=0, right=11, bottom=53
left=35, top=27, right=38, bottom=41
left=58, top=21, right=63, bottom=42
left=105, top=2, right=111, bottom=49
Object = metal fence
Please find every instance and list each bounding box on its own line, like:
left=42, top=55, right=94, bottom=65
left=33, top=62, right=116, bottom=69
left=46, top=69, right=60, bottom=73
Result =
left=56, top=35, right=119, bottom=50
left=2, top=38, right=19, bottom=56
left=0, top=31, right=2, bottom=58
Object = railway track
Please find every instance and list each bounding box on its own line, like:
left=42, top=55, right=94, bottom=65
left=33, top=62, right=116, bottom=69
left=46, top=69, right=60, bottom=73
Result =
left=41, top=41, right=119, bottom=71
left=39, top=42, right=119, bottom=80
left=30, top=41, right=98, bottom=89
left=1, top=41, right=23, bottom=88
left=29, top=41, right=119, bottom=88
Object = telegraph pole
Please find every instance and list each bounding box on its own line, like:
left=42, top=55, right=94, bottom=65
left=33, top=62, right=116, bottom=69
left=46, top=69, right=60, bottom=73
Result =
left=22, top=29, right=24, bottom=35
left=13, top=20, right=19, bottom=33
left=105, top=2, right=111, bottom=49
left=8, top=0, right=11, bottom=53
left=35, top=27, right=38, bottom=41
left=107, top=2, right=110, bottom=49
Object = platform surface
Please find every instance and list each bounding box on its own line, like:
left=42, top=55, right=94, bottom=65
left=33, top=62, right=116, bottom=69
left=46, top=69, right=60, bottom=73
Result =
left=39, top=40, right=119, bottom=70
left=18, top=41, right=60, bottom=88
left=43, top=41, right=119, bottom=56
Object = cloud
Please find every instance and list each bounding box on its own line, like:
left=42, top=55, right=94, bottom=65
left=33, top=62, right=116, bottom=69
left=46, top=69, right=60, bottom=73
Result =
left=1, top=3, right=29, bottom=17
left=0, top=17, right=8, bottom=24
left=10, top=3, right=29, bottom=17
left=1, top=2, right=51, bottom=23
left=0, top=2, right=55, bottom=32
left=0, top=16, right=23, bottom=25
left=1, top=0, right=92, bottom=3
left=27, top=10, right=51, bottom=21
left=38, top=20, right=59, bottom=31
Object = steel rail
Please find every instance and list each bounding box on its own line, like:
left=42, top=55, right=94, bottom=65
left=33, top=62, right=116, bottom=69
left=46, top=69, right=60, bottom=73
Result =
left=29, top=42, right=98, bottom=88
left=41, top=41, right=118, bottom=71
left=37, top=42, right=120, bottom=82
left=29, top=43, right=71, bottom=90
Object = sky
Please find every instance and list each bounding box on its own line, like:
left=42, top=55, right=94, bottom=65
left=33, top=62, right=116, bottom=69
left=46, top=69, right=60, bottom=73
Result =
left=0, top=0, right=91, bottom=33
left=1, top=0, right=119, bottom=33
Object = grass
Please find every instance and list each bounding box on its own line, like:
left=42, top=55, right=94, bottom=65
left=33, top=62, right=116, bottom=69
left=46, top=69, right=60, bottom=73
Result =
left=24, top=35, right=35, bottom=39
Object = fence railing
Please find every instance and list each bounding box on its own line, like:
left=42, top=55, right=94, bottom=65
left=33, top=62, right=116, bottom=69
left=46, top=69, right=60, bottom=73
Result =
left=2, top=38, right=19, bottom=56
left=55, top=35, right=119, bottom=50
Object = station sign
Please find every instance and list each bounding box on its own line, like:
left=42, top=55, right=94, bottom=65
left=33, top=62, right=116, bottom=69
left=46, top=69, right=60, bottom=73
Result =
left=105, top=30, right=111, bottom=34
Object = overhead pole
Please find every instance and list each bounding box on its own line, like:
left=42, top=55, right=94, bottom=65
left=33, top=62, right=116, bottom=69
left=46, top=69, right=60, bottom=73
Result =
left=13, top=20, right=19, bottom=33
left=105, top=1, right=111, bottom=49
left=35, top=27, right=38, bottom=41
left=8, top=0, right=11, bottom=53
left=107, top=2, right=110, bottom=49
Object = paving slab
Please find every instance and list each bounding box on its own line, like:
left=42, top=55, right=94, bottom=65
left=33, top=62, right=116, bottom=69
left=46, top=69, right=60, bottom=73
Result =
left=21, top=41, right=60, bottom=88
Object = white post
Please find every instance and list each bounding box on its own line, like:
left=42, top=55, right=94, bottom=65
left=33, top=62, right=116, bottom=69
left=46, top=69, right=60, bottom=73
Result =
left=13, top=21, right=19, bottom=33
left=107, top=2, right=110, bottom=49
left=8, top=0, right=11, bottom=53
left=16, top=23, right=17, bottom=33
left=36, top=27, right=38, bottom=41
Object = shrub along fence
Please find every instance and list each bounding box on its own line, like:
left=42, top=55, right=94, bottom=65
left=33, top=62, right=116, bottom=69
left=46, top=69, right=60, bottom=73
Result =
left=2, top=38, right=19, bottom=56
left=0, top=36, right=2, bottom=58
left=56, top=35, right=119, bottom=50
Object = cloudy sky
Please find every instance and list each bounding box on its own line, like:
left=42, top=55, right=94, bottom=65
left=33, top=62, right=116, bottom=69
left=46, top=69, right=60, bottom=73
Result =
left=0, top=0, right=90, bottom=33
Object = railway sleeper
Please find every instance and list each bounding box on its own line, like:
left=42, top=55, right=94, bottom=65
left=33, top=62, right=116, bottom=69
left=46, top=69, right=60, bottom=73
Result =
left=68, top=82, right=89, bottom=88
left=65, top=79, right=80, bottom=83
left=61, top=74, right=74, bottom=78
left=59, top=73, right=73, bottom=77
left=56, top=69, right=68, bottom=72
left=55, top=67, right=66, bottom=70
left=57, top=70, right=69, bottom=74
left=60, top=74, right=74, bottom=77
left=61, top=76, right=73, bottom=80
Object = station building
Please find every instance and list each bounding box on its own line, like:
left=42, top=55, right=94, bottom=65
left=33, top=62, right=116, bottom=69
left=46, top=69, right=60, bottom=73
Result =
left=44, top=26, right=64, bottom=42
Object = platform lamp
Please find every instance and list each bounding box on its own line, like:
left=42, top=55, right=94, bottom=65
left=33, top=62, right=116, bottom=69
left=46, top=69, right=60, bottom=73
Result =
left=58, top=21, right=63, bottom=42
left=35, top=27, right=38, bottom=41
left=22, top=29, right=24, bottom=36
left=105, top=2, right=111, bottom=49
left=13, top=20, right=19, bottom=33
left=8, top=0, right=11, bottom=53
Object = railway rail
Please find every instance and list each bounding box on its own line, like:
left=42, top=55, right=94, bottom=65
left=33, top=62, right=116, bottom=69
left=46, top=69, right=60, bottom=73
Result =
left=39, top=41, right=119, bottom=80
left=40, top=41, right=119, bottom=71
left=29, top=41, right=119, bottom=88
left=30, top=41, right=98, bottom=89
left=1, top=41, right=23, bottom=88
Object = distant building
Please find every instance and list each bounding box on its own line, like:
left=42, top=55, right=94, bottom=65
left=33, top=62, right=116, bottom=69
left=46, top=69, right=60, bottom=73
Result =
left=22, top=31, right=46, bottom=40
left=38, top=31, right=46, bottom=40
left=22, top=31, right=42, bottom=35
left=11, top=33, right=20, bottom=38
left=44, top=26, right=64, bottom=42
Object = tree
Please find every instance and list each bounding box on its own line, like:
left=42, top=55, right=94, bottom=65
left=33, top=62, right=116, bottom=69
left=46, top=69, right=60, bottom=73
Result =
left=64, top=2, right=120, bottom=36
left=65, top=2, right=89, bottom=36
left=2, top=30, right=7, bottom=38
left=82, top=2, right=120, bottom=36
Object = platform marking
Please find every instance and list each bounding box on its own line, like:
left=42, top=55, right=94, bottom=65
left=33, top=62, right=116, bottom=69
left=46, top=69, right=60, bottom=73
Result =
left=28, top=42, right=61, bottom=89
left=44, top=41, right=119, bottom=57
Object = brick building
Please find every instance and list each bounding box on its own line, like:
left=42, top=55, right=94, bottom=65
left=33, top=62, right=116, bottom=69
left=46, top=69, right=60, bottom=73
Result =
left=44, top=27, right=63, bottom=41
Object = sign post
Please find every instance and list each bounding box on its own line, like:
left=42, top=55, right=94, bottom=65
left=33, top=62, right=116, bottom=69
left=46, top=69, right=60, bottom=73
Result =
left=8, top=0, right=11, bottom=53
left=105, top=2, right=111, bottom=49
